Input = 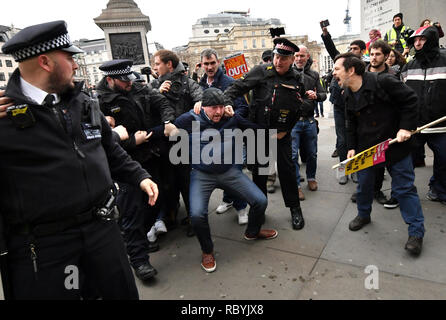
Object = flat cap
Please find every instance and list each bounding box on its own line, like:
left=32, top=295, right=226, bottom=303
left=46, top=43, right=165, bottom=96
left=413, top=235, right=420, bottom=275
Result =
left=2, top=20, right=83, bottom=62
left=202, top=88, right=225, bottom=107
left=272, top=38, right=299, bottom=56
left=99, top=59, right=136, bottom=82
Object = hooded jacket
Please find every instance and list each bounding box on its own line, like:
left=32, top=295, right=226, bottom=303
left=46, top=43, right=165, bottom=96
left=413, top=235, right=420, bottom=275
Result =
left=401, top=26, right=446, bottom=128
left=1, top=69, right=150, bottom=225
left=152, top=62, right=203, bottom=118
left=294, top=57, right=327, bottom=117
left=96, top=77, right=175, bottom=163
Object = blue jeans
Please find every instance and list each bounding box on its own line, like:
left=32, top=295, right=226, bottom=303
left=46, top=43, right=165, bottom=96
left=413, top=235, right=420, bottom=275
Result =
left=333, top=104, right=347, bottom=162
left=291, top=119, right=318, bottom=187
left=189, top=167, right=268, bottom=254
left=413, top=133, right=446, bottom=201
left=356, top=155, right=425, bottom=238
left=222, top=165, right=248, bottom=210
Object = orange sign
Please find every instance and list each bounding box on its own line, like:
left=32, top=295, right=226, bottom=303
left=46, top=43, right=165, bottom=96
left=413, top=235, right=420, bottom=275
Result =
left=224, top=54, right=249, bottom=80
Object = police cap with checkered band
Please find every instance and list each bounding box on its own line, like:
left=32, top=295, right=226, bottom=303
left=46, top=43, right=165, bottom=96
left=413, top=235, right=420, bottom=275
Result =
left=99, top=60, right=137, bottom=82
left=272, top=38, right=299, bottom=56
left=2, top=20, right=83, bottom=62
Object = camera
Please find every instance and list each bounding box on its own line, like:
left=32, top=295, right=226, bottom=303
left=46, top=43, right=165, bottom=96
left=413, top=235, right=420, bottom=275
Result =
left=141, top=66, right=152, bottom=76
left=320, top=20, right=330, bottom=28
left=269, top=27, right=285, bottom=38
left=401, top=28, right=415, bottom=41
left=169, top=80, right=183, bottom=95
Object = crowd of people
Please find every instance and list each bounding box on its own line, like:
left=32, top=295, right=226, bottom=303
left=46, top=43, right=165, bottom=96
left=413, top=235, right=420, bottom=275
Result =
left=0, top=11, right=445, bottom=300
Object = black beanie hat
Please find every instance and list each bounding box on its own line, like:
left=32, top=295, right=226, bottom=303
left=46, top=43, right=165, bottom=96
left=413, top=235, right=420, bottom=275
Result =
left=393, top=13, right=403, bottom=21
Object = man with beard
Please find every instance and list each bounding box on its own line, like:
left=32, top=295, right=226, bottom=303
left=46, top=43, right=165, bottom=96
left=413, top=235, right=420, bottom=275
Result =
left=401, top=26, right=446, bottom=205
left=365, top=40, right=401, bottom=209
left=96, top=59, right=175, bottom=281
left=333, top=52, right=425, bottom=256
left=0, top=20, right=158, bottom=299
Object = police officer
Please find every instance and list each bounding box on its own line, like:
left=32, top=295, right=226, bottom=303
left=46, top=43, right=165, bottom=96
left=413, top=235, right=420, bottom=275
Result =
left=96, top=59, right=175, bottom=281
left=224, top=38, right=306, bottom=230
left=0, top=20, right=159, bottom=299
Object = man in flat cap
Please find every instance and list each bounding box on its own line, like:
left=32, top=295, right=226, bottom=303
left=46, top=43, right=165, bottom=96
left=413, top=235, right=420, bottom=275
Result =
left=0, top=20, right=159, bottom=300
left=162, top=88, right=278, bottom=273
left=223, top=38, right=307, bottom=231
left=96, top=59, right=175, bottom=281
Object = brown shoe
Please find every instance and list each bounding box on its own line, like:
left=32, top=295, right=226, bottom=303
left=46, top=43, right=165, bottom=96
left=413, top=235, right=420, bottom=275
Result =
left=201, top=253, right=216, bottom=273
left=298, top=187, right=305, bottom=201
left=244, top=229, right=278, bottom=241
left=308, top=180, right=318, bottom=191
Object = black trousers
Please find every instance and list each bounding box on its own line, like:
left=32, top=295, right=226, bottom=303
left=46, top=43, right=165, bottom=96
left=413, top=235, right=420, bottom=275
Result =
left=164, top=162, right=191, bottom=221
left=6, top=219, right=138, bottom=300
left=252, top=133, right=301, bottom=209
left=117, top=157, right=162, bottom=268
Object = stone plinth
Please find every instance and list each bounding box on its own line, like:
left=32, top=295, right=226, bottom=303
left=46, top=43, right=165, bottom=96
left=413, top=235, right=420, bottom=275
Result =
left=94, top=0, right=151, bottom=68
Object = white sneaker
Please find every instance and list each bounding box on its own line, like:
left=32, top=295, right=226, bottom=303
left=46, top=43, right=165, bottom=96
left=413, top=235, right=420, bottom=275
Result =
left=147, top=226, right=157, bottom=242
left=154, top=220, right=167, bottom=235
left=237, top=208, right=248, bottom=225
left=216, top=201, right=233, bottom=214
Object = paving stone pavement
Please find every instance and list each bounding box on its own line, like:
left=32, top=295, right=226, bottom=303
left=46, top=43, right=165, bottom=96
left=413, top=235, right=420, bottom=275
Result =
left=2, top=114, right=445, bottom=301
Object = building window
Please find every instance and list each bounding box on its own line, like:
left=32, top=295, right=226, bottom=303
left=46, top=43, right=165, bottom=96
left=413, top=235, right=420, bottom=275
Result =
left=0, top=73, right=5, bottom=81
left=262, top=39, right=266, bottom=48
left=0, top=60, right=2, bottom=67
left=204, top=30, right=209, bottom=34
left=252, top=31, right=256, bottom=36
left=94, top=75, right=99, bottom=82
left=252, top=39, right=257, bottom=48
left=230, top=45, right=234, bottom=51
left=8, top=73, right=12, bottom=78
left=6, top=60, right=13, bottom=67
left=243, top=40, right=248, bottom=50
left=214, top=29, right=220, bottom=34
left=224, top=29, right=229, bottom=33
left=261, top=31, right=265, bottom=35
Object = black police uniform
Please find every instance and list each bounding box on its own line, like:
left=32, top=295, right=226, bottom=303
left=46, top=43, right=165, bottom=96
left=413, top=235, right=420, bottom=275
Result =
left=1, top=21, right=150, bottom=300
left=224, top=38, right=306, bottom=230
left=96, top=60, right=175, bottom=278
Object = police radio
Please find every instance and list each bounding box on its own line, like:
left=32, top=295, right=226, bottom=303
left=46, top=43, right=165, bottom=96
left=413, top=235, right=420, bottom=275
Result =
left=6, top=104, right=36, bottom=129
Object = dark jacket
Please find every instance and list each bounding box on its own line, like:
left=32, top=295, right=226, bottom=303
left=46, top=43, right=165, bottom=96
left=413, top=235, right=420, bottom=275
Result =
left=345, top=72, right=419, bottom=165
left=96, top=77, right=175, bottom=163
left=152, top=62, right=203, bottom=118
left=401, top=26, right=446, bottom=127
left=224, top=64, right=305, bottom=132
left=199, top=67, right=249, bottom=117
left=1, top=69, right=150, bottom=226
left=169, top=110, right=262, bottom=174
left=294, top=58, right=327, bottom=117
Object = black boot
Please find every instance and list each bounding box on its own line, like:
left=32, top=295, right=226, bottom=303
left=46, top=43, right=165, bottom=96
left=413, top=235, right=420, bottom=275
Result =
left=405, top=236, right=423, bottom=256
left=291, top=207, right=305, bottom=230
left=134, top=262, right=158, bottom=281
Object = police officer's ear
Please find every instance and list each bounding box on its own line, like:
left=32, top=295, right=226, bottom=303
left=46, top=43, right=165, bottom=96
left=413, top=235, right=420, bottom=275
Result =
left=37, top=54, right=55, bottom=73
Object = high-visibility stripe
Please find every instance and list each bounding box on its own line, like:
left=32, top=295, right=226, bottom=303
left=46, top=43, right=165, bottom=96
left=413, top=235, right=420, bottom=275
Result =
left=402, top=67, right=446, bottom=81
left=386, top=26, right=407, bottom=48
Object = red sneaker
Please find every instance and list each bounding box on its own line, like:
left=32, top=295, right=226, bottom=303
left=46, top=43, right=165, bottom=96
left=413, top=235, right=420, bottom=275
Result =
left=244, top=229, right=278, bottom=241
left=201, top=253, right=216, bottom=273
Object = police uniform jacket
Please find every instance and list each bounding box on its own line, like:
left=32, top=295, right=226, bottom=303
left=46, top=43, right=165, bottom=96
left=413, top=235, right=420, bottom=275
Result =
left=0, top=69, right=151, bottom=226
left=345, top=72, right=418, bottom=165
left=223, top=64, right=305, bottom=132
left=96, top=78, right=175, bottom=164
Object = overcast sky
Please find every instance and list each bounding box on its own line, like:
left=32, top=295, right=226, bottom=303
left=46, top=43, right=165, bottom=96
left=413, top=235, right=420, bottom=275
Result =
left=4, top=0, right=361, bottom=50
